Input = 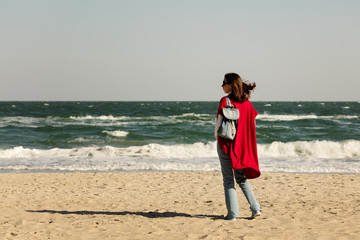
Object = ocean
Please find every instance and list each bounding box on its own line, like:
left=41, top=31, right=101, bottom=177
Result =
left=0, top=101, right=359, bottom=174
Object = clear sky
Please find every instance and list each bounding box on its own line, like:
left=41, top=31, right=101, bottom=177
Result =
left=1, top=0, right=359, bottom=101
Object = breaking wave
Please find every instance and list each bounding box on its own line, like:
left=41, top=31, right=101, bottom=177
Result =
left=1, top=140, right=359, bottom=173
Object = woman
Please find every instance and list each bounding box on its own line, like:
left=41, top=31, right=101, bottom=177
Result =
left=214, top=72, right=261, bottom=220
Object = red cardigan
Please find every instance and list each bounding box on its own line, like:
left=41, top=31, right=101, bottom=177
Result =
left=217, top=96, right=261, bottom=179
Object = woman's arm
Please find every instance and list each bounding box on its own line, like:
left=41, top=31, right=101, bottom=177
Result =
left=214, top=114, right=223, bottom=138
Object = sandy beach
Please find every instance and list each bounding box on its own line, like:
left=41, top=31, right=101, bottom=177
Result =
left=0, top=172, right=359, bottom=240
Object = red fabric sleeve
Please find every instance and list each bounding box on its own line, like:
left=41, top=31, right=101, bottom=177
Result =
left=252, top=107, right=258, bottom=118
left=217, top=96, right=228, bottom=117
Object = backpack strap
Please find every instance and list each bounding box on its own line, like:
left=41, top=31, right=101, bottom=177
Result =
left=226, top=97, right=233, bottom=108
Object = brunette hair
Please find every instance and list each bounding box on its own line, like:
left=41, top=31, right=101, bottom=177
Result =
left=224, top=72, right=256, bottom=102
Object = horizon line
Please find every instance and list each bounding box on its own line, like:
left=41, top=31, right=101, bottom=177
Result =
left=0, top=100, right=358, bottom=102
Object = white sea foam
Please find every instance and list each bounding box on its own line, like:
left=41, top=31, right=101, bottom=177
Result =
left=68, top=137, right=88, bottom=143
left=0, top=117, right=42, bottom=128
left=257, top=114, right=318, bottom=121
left=1, top=141, right=360, bottom=161
left=123, top=142, right=217, bottom=159
left=1, top=140, right=360, bottom=173
left=257, top=114, right=358, bottom=121
left=257, top=140, right=360, bottom=159
left=175, top=113, right=212, bottom=118
left=69, top=115, right=129, bottom=121
left=102, top=130, right=129, bottom=137
left=0, top=142, right=217, bottom=160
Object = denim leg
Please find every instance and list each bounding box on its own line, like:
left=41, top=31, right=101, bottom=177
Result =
left=217, top=144, right=239, bottom=218
left=234, top=169, right=261, bottom=212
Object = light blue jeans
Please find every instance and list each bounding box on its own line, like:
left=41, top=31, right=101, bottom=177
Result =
left=217, top=143, right=260, bottom=218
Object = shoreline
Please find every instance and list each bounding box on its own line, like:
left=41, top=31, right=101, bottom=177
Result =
left=1, top=172, right=359, bottom=239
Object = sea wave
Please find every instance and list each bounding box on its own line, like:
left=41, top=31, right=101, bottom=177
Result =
left=257, top=114, right=358, bottom=121
left=0, top=114, right=215, bottom=128
left=70, top=113, right=214, bottom=122
left=0, top=142, right=217, bottom=160
left=0, top=117, right=42, bottom=128
left=1, top=140, right=360, bottom=173
left=1, top=140, right=359, bottom=161
left=102, top=130, right=129, bottom=137
left=1, top=114, right=358, bottom=129
left=69, top=115, right=129, bottom=121
left=258, top=140, right=360, bottom=159
left=169, top=113, right=213, bottom=119
left=67, top=137, right=88, bottom=143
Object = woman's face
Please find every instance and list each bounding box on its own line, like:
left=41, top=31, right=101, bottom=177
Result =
left=222, top=79, right=232, bottom=93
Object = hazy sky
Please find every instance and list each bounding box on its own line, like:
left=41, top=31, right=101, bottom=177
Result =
left=1, top=0, right=359, bottom=101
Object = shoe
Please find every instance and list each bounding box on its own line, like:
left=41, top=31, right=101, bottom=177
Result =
left=224, top=215, right=237, bottom=221
left=251, top=211, right=261, bottom=219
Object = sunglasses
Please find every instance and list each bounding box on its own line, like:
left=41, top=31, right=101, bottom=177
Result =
left=222, top=80, right=230, bottom=86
